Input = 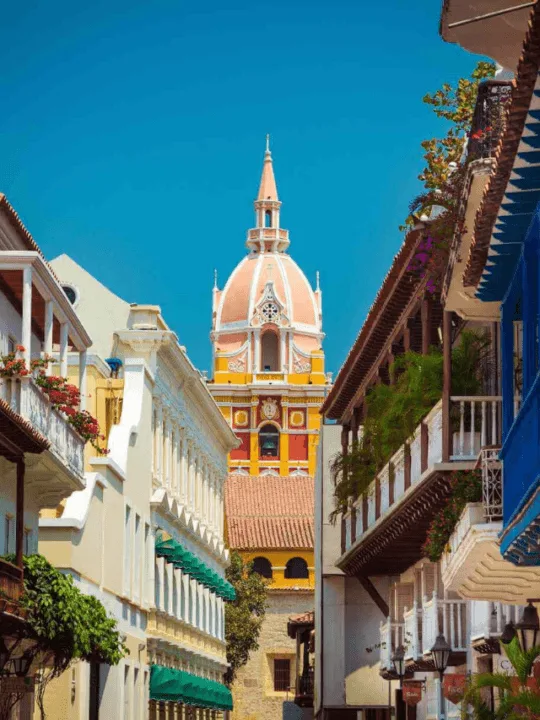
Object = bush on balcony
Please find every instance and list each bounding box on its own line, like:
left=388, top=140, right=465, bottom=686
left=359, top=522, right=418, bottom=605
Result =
left=330, top=332, right=488, bottom=522
left=1, top=554, right=127, bottom=720
left=422, top=470, right=482, bottom=562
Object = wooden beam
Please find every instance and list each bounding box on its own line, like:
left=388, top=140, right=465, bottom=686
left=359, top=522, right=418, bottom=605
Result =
left=421, top=297, right=432, bottom=355
left=357, top=575, right=389, bottom=618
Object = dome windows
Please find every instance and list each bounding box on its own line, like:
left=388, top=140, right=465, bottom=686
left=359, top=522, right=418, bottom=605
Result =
left=261, top=330, right=279, bottom=371
left=261, top=302, right=279, bottom=324
left=284, top=557, right=309, bottom=579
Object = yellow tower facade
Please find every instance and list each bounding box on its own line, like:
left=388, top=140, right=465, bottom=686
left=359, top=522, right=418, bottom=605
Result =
left=209, top=140, right=328, bottom=720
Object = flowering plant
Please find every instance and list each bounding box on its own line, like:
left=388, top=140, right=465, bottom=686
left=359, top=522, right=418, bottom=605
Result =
left=422, top=470, right=482, bottom=562
left=0, top=345, right=30, bottom=377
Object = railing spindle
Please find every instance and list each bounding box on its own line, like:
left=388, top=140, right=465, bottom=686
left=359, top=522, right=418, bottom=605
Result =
left=481, top=401, right=487, bottom=448
left=491, top=400, right=497, bottom=445
left=470, top=401, right=476, bottom=456
left=459, top=401, right=465, bottom=456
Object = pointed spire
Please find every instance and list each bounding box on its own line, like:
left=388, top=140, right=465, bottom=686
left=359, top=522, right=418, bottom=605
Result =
left=257, top=135, right=279, bottom=201
left=213, top=268, right=218, bottom=290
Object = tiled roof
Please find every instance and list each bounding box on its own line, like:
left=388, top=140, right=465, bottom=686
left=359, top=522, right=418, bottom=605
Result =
left=225, top=474, right=314, bottom=550
left=287, top=610, right=314, bottom=638
left=465, top=3, right=540, bottom=288
left=321, top=226, right=427, bottom=420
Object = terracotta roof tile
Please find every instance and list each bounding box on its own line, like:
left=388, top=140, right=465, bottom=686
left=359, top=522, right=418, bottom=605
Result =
left=225, top=474, right=314, bottom=550
left=465, top=3, right=540, bottom=287
left=0, top=397, right=50, bottom=453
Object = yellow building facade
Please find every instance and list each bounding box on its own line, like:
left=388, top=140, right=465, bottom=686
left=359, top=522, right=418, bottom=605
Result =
left=210, top=141, right=328, bottom=720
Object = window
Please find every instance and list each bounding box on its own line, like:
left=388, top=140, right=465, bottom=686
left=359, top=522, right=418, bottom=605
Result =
left=252, top=556, right=273, bottom=579
left=61, top=284, right=78, bottom=306
left=261, top=331, right=279, bottom=370
left=133, top=667, right=140, bottom=720
left=4, top=516, right=12, bottom=555
left=123, top=505, right=132, bottom=596
left=134, top=514, right=141, bottom=602
left=154, top=559, right=161, bottom=609
left=273, top=659, right=291, bottom=692
left=144, top=523, right=151, bottom=605
left=123, top=665, right=131, bottom=720
left=265, top=210, right=272, bottom=228
left=7, top=336, right=15, bottom=355
left=23, top=528, right=32, bottom=556
left=285, top=557, right=309, bottom=579
left=259, top=424, right=279, bottom=458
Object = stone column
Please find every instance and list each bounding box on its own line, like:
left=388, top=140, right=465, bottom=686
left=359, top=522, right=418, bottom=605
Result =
left=164, top=414, right=171, bottom=489
left=156, top=401, right=163, bottom=484
left=22, top=267, right=32, bottom=366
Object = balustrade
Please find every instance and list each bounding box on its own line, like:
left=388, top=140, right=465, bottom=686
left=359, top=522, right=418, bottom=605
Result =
left=0, top=376, right=84, bottom=479
left=422, top=592, right=466, bottom=655
left=379, top=619, right=404, bottom=670
left=403, top=602, right=422, bottom=661
left=450, top=396, right=501, bottom=460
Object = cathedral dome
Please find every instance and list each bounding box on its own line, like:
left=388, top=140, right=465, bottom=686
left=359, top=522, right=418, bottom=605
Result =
left=215, top=252, right=320, bottom=333
left=211, top=139, right=323, bottom=371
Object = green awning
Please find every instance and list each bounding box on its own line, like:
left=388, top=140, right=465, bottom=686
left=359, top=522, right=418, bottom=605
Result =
left=150, top=665, right=233, bottom=710
left=156, top=537, right=236, bottom=602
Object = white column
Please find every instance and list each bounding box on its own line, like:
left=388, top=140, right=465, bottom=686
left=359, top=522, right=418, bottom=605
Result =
left=202, top=463, right=209, bottom=519
left=164, top=415, right=171, bottom=489
left=254, top=329, right=261, bottom=372
left=179, top=430, right=187, bottom=503
left=157, top=557, right=165, bottom=611
left=209, top=474, right=215, bottom=533
left=22, top=267, right=32, bottom=365
left=174, top=426, right=181, bottom=498
left=60, top=322, right=68, bottom=378
left=182, top=573, right=190, bottom=622
left=204, top=587, right=210, bottom=634
left=79, top=350, right=87, bottom=411
left=44, top=300, right=53, bottom=375
left=280, top=330, right=286, bottom=372
left=156, top=402, right=163, bottom=484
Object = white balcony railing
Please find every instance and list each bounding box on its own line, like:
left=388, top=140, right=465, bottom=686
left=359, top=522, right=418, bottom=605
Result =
left=403, top=602, right=422, bottom=661
left=379, top=619, right=404, bottom=671
left=422, top=592, right=467, bottom=655
left=343, top=397, right=502, bottom=555
left=470, top=601, right=521, bottom=643
left=1, top=376, right=84, bottom=479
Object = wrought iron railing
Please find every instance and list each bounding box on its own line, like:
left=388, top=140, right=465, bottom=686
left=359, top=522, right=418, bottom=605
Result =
left=481, top=447, right=503, bottom=521
left=298, top=667, right=314, bottom=697
left=468, top=80, right=512, bottom=160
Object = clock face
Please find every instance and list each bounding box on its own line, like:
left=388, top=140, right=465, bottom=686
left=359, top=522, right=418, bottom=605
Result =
left=261, top=301, right=279, bottom=323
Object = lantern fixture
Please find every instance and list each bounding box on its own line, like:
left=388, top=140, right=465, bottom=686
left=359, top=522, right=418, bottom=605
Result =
left=11, top=653, right=32, bottom=678
left=500, top=621, right=517, bottom=646
left=515, top=600, right=540, bottom=653
left=430, top=634, right=451, bottom=680
left=391, top=645, right=405, bottom=687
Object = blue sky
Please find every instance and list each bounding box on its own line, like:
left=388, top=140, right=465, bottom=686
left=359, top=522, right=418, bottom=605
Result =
left=0, top=0, right=480, bottom=375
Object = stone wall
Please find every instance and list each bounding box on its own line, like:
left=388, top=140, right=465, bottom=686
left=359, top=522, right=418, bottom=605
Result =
left=231, top=591, right=314, bottom=720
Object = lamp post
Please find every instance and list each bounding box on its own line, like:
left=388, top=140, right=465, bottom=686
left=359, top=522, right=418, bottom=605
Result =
left=430, top=634, right=451, bottom=720
left=391, top=645, right=406, bottom=720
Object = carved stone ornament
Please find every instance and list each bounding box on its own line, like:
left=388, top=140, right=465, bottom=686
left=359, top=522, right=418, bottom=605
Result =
left=261, top=397, right=279, bottom=421
left=293, top=352, right=311, bottom=374
left=228, top=354, right=246, bottom=373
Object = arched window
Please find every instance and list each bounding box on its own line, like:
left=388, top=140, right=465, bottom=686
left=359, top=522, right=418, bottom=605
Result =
left=261, top=331, right=279, bottom=371
left=285, top=557, right=309, bottom=579
left=252, top=556, right=273, bottom=579
left=259, top=424, right=279, bottom=458
left=265, top=209, right=272, bottom=228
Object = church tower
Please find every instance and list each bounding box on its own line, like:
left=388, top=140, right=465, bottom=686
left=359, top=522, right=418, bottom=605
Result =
left=209, top=140, right=328, bottom=719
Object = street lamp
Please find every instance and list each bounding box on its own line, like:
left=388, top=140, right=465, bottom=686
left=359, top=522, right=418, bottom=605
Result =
left=391, top=645, right=405, bottom=687
left=515, top=601, right=540, bottom=653
left=11, top=653, right=32, bottom=678
left=430, top=634, right=452, bottom=720
left=500, top=620, right=516, bottom=646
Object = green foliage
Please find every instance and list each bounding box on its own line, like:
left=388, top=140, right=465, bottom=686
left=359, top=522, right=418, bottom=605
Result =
left=225, top=551, right=268, bottom=686
left=2, top=554, right=127, bottom=720
left=422, top=470, right=482, bottom=562
left=330, top=331, right=488, bottom=522
left=462, top=637, right=540, bottom=719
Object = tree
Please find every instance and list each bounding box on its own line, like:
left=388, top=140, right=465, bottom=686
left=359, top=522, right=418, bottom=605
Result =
left=461, top=636, right=540, bottom=719
left=224, top=551, right=268, bottom=685
left=1, top=554, right=127, bottom=720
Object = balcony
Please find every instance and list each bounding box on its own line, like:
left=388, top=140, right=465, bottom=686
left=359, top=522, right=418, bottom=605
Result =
left=0, top=559, right=26, bottom=624
left=380, top=594, right=466, bottom=674
left=0, top=376, right=85, bottom=505
left=467, top=81, right=512, bottom=161
left=442, top=447, right=540, bottom=604
left=339, top=396, right=501, bottom=577
left=470, top=601, right=522, bottom=654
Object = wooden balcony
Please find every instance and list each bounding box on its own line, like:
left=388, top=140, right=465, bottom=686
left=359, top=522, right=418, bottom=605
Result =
left=0, top=559, right=26, bottom=623
left=340, top=396, right=502, bottom=577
